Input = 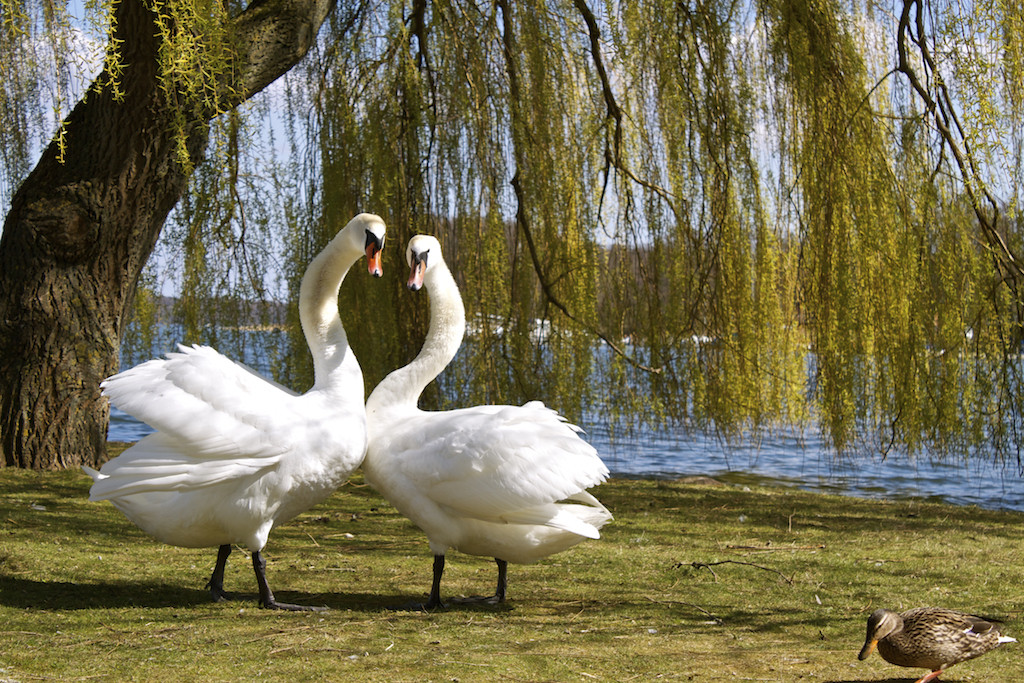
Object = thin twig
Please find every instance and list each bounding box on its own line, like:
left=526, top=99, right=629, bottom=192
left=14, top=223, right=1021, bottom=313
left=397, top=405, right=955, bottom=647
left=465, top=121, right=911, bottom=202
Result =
left=644, top=595, right=724, bottom=624
left=724, top=544, right=824, bottom=552
left=677, top=559, right=794, bottom=585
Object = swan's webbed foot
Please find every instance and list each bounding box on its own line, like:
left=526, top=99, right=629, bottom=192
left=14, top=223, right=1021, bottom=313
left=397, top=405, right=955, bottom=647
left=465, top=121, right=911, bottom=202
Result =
left=251, top=550, right=328, bottom=612
left=387, top=597, right=447, bottom=612
left=452, top=558, right=508, bottom=605
left=385, top=554, right=448, bottom=611
left=207, top=582, right=231, bottom=603
left=450, top=593, right=504, bottom=605
left=261, top=598, right=329, bottom=612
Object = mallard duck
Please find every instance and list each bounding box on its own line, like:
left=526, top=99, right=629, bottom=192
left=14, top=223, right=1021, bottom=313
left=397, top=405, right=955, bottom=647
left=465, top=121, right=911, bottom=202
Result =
left=858, top=607, right=1015, bottom=682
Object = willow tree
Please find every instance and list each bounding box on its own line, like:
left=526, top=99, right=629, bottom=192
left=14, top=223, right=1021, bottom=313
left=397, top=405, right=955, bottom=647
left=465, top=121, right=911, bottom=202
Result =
left=276, top=0, right=1024, bottom=459
left=0, top=0, right=340, bottom=468
left=4, top=0, right=1024, bottom=471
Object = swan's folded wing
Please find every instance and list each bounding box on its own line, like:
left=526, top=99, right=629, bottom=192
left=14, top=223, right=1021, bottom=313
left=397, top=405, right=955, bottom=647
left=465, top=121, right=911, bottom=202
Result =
left=392, top=402, right=609, bottom=523
left=101, top=344, right=301, bottom=460
left=85, top=432, right=275, bottom=500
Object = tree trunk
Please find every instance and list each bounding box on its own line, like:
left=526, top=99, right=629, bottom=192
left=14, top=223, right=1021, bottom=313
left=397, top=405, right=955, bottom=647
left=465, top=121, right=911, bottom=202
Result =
left=0, top=0, right=336, bottom=469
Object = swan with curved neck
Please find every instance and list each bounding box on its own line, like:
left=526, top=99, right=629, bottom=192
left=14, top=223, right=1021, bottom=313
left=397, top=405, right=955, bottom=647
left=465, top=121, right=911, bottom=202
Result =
left=84, top=213, right=386, bottom=611
left=364, top=234, right=611, bottom=609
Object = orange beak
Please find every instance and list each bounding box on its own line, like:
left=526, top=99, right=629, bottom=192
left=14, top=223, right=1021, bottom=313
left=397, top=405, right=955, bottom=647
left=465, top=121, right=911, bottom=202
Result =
left=407, top=259, right=425, bottom=290
left=366, top=244, right=383, bottom=277
left=364, top=228, right=384, bottom=278
left=857, top=639, right=877, bottom=661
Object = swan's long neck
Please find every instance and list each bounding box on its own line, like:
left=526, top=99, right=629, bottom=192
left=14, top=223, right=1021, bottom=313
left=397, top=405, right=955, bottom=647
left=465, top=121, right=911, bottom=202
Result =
left=370, top=260, right=465, bottom=410
left=299, top=234, right=363, bottom=394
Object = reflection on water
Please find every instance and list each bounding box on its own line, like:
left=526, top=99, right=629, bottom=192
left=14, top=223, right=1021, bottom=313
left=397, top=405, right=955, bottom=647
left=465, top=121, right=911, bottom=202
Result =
left=108, top=406, right=1024, bottom=513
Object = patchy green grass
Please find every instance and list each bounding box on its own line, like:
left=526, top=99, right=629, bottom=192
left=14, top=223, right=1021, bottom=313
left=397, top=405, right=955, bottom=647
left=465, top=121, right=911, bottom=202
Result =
left=2, top=447, right=1023, bottom=682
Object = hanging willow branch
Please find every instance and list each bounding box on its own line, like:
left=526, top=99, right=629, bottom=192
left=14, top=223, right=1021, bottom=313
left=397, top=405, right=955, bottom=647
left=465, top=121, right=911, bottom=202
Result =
left=497, top=0, right=661, bottom=374
left=897, top=0, right=1024, bottom=302
left=572, top=0, right=677, bottom=215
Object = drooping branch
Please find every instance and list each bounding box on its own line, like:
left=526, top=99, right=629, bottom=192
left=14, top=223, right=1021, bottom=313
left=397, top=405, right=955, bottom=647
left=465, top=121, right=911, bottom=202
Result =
left=497, top=0, right=661, bottom=375
left=511, top=172, right=663, bottom=375
left=572, top=0, right=676, bottom=213
left=896, top=0, right=1023, bottom=290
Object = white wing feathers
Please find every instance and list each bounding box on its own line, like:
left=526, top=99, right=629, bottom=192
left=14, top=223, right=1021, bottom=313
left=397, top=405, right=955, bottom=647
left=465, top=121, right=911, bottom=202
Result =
left=92, top=345, right=313, bottom=502
left=385, top=401, right=608, bottom=529
left=101, top=344, right=298, bottom=461
left=85, top=433, right=272, bottom=501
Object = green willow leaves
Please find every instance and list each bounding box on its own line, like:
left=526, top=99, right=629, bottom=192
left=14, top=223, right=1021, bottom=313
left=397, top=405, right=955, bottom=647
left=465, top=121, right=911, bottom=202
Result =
left=4, top=0, right=1024, bottom=460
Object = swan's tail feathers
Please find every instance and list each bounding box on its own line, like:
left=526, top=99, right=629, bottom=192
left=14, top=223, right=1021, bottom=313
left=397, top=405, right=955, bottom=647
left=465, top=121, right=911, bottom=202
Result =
left=501, top=493, right=612, bottom=540
left=999, top=635, right=1018, bottom=645
left=565, top=490, right=613, bottom=516
left=81, top=465, right=107, bottom=495
left=83, top=465, right=125, bottom=503
left=549, top=506, right=603, bottom=539
left=558, top=492, right=614, bottom=536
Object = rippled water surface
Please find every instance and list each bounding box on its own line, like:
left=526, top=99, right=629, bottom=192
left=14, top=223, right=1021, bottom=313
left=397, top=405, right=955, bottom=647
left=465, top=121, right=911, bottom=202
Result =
left=586, top=420, right=1024, bottom=512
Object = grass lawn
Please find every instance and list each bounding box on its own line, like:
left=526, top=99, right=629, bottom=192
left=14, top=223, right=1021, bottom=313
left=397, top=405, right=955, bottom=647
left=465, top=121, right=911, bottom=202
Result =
left=2, top=445, right=1022, bottom=681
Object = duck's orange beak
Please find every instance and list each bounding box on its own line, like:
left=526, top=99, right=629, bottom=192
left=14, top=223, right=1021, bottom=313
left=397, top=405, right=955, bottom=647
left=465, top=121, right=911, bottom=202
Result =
left=857, top=639, right=877, bottom=661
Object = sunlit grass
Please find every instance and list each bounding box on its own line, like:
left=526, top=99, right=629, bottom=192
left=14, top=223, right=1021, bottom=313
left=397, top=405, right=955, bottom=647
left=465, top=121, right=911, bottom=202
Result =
left=1, top=449, right=1022, bottom=681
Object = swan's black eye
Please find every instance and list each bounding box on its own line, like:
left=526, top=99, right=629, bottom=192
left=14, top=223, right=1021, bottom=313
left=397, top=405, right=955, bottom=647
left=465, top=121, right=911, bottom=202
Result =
left=413, top=249, right=430, bottom=267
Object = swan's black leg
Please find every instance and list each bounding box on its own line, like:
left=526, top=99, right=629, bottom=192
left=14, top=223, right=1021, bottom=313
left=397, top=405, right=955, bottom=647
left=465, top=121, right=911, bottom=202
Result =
left=206, top=544, right=232, bottom=602
left=450, top=557, right=508, bottom=606
left=387, top=554, right=447, bottom=611
left=251, top=550, right=327, bottom=612
left=425, top=554, right=446, bottom=609
left=493, top=558, right=508, bottom=603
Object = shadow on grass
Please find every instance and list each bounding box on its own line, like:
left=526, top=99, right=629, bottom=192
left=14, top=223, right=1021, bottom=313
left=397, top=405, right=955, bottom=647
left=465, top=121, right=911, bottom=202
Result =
left=0, top=574, right=212, bottom=609
left=0, top=574, right=434, bottom=613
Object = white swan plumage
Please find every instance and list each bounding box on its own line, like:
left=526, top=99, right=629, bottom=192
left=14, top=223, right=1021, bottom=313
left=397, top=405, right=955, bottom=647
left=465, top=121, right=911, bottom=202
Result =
left=83, top=213, right=387, bottom=611
left=363, top=234, right=611, bottom=609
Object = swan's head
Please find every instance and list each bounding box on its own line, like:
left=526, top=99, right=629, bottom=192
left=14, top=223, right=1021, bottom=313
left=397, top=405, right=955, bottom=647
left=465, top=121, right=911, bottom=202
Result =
left=406, top=234, right=443, bottom=291
left=357, top=214, right=387, bottom=278
left=858, top=609, right=901, bottom=660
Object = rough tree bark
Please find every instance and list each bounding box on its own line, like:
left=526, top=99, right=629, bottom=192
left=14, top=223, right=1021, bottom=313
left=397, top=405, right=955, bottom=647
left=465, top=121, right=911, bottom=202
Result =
left=0, top=0, right=336, bottom=469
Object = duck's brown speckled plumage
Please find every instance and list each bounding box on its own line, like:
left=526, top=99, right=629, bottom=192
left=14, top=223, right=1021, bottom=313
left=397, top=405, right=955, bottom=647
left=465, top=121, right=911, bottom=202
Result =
left=859, top=607, right=1015, bottom=682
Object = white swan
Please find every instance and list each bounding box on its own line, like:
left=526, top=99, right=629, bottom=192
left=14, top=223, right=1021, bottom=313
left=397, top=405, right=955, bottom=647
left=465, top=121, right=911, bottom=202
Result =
left=84, top=213, right=387, bottom=611
left=363, top=235, right=612, bottom=609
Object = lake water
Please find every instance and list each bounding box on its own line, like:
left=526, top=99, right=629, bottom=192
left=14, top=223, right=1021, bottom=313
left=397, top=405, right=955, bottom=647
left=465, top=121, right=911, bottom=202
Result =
left=109, top=405, right=1024, bottom=514
left=109, top=328, right=1024, bottom=513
